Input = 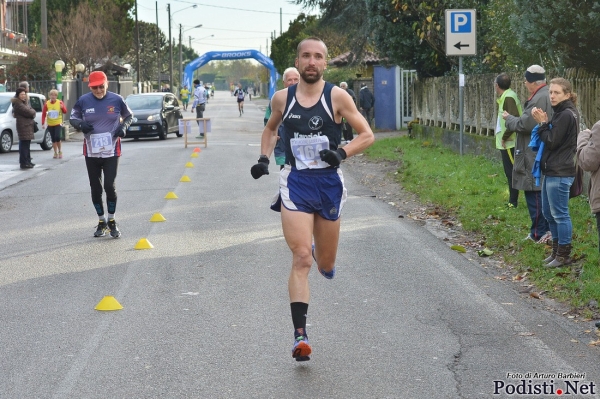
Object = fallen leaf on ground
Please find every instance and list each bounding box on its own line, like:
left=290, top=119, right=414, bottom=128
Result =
left=477, top=248, right=494, bottom=257
left=451, top=245, right=466, bottom=253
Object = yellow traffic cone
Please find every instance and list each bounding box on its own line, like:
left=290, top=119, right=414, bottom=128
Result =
left=185, top=162, right=194, bottom=168
left=134, top=238, right=154, bottom=249
left=95, top=296, right=123, bottom=311
left=150, top=213, right=166, bottom=222
left=190, top=152, right=199, bottom=158
left=180, top=175, right=191, bottom=182
left=165, top=192, right=178, bottom=199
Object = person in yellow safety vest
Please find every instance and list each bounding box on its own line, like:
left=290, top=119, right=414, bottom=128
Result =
left=180, top=84, right=190, bottom=111
left=494, top=73, right=523, bottom=208
left=42, top=89, right=68, bottom=159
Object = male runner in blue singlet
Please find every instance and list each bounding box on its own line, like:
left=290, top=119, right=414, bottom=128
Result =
left=251, top=37, right=374, bottom=361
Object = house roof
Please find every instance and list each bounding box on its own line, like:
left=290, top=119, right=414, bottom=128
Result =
left=328, top=51, right=384, bottom=67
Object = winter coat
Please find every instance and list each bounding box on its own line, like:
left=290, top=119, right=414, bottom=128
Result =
left=504, top=84, right=553, bottom=191
left=359, top=86, right=374, bottom=109
left=577, top=120, right=600, bottom=213
left=537, top=99, right=578, bottom=177
left=11, top=97, right=36, bottom=141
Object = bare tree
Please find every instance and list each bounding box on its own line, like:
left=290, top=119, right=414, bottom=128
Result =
left=48, top=1, right=117, bottom=77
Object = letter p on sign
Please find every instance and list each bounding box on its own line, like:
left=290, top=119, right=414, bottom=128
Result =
left=451, top=12, right=471, bottom=33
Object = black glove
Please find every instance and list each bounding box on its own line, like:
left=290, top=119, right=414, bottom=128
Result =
left=251, top=155, right=270, bottom=179
left=113, top=124, right=127, bottom=138
left=319, top=148, right=347, bottom=167
left=79, top=121, right=93, bottom=134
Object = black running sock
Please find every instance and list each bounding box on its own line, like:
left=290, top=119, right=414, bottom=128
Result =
left=291, top=302, right=309, bottom=337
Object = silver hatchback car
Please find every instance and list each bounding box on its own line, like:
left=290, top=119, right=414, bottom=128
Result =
left=0, top=92, right=52, bottom=153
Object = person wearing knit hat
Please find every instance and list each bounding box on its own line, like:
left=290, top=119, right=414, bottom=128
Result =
left=69, top=70, right=134, bottom=239
left=502, top=65, right=553, bottom=243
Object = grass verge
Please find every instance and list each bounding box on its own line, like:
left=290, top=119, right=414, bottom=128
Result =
left=364, top=135, right=600, bottom=317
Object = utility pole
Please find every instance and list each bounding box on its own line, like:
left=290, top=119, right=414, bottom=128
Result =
left=168, top=4, right=173, bottom=92
left=135, top=0, right=141, bottom=92
left=179, top=24, right=182, bottom=91
left=156, top=1, right=160, bottom=90
left=41, top=0, right=47, bottom=48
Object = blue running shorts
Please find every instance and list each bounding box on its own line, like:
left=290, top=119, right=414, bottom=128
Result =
left=271, top=165, right=347, bottom=221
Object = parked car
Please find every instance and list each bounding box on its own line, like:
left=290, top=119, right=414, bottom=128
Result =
left=0, top=92, right=52, bottom=153
left=124, top=93, right=183, bottom=140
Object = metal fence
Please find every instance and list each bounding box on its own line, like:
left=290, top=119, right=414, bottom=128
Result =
left=2, top=80, right=57, bottom=96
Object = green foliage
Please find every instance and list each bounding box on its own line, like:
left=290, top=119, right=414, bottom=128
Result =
left=196, top=60, right=265, bottom=88
left=29, top=0, right=134, bottom=58
left=510, top=0, right=600, bottom=74
left=5, top=45, right=55, bottom=81
left=363, top=136, right=600, bottom=311
left=270, top=14, right=318, bottom=74
left=124, top=21, right=168, bottom=82
left=323, top=66, right=362, bottom=89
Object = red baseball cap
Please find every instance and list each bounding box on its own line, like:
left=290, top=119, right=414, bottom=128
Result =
left=88, top=71, right=107, bottom=87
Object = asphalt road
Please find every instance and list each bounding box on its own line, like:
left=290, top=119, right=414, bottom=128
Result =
left=1, top=91, right=599, bottom=399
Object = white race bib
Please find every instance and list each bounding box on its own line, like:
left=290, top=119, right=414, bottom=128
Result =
left=290, top=136, right=330, bottom=170
left=90, top=132, right=113, bottom=154
left=48, top=110, right=59, bottom=119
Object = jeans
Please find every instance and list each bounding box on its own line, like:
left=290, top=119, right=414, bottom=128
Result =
left=500, top=148, right=518, bottom=206
left=524, top=190, right=548, bottom=240
left=195, top=103, right=205, bottom=119
left=541, top=176, right=574, bottom=245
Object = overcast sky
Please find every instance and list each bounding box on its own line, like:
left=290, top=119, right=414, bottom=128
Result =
left=136, top=0, right=316, bottom=58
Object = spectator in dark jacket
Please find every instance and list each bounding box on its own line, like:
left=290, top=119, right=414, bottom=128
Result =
left=359, top=83, right=374, bottom=127
left=503, top=65, right=552, bottom=244
left=12, top=87, right=36, bottom=169
left=532, top=77, right=579, bottom=267
left=340, top=82, right=356, bottom=142
left=577, top=120, right=600, bottom=253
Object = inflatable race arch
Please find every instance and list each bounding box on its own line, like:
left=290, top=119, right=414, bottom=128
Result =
left=183, top=50, right=279, bottom=99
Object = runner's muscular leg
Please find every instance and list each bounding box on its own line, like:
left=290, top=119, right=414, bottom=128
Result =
left=312, top=214, right=341, bottom=274
left=281, top=207, right=314, bottom=303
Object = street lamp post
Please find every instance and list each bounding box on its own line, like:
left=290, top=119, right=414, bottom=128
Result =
left=75, top=63, right=85, bottom=100
left=179, top=24, right=202, bottom=90
left=54, top=60, right=65, bottom=100
left=170, top=4, right=197, bottom=93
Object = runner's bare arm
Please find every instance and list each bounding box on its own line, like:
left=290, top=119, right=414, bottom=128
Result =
left=333, top=87, right=375, bottom=157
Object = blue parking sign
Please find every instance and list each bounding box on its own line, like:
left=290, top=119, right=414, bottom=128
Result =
left=450, top=12, right=471, bottom=33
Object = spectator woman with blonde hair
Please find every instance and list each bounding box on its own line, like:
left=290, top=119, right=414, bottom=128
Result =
left=42, top=89, right=67, bottom=159
left=532, top=78, right=579, bottom=267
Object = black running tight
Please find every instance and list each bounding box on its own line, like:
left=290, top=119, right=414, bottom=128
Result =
left=85, top=156, right=119, bottom=216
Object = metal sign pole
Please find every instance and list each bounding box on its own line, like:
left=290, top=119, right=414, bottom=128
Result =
left=459, top=56, right=464, bottom=156
left=445, top=9, right=476, bottom=157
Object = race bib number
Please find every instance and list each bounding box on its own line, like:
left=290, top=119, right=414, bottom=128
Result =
left=48, top=110, right=59, bottom=119
left=290, top=136, right=330, bottom=170
left=90, top=132, right=113, bottom=154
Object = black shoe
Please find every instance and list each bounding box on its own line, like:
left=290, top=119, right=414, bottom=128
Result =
left=20, top=164, right=33, bottom=169
left=94, top=220, right=108, bottom=237
left=107, top=219, right=121, bottom=238
left=28, top=163, right=35, bottom=167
